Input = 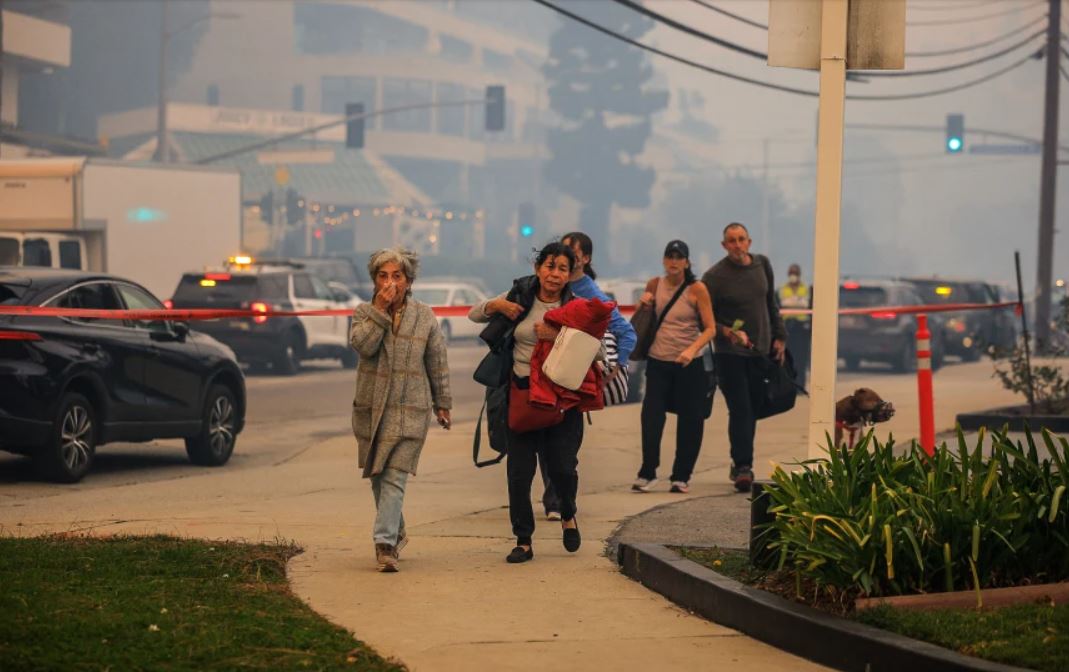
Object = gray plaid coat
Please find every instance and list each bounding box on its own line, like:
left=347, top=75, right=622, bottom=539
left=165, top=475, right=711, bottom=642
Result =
left=349, top=300, right=451, bottom=478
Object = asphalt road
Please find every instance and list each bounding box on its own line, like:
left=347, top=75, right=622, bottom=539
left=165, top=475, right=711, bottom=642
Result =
left=0, top=340, right=490, bottom=497
left=0, top=346, right=1010, bottom=498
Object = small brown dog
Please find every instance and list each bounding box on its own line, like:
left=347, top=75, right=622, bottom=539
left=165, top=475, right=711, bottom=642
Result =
left=835, top=388, right=895, bottom=449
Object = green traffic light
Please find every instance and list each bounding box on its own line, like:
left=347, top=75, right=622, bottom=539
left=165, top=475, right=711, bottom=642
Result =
left=947, top=137, right=963, bottom=152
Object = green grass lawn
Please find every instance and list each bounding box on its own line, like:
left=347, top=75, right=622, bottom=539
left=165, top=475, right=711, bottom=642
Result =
left=679, top=546, right=1069, bottom=672
left=0, top=535, right=404, bottom=672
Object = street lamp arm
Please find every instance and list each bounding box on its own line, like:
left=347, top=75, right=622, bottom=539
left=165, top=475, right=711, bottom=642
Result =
left=194, top=98, right=487, bottom=165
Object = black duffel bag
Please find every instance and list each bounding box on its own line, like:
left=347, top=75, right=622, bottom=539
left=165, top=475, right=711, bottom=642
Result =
left=754, top=349, right=801, bottom=420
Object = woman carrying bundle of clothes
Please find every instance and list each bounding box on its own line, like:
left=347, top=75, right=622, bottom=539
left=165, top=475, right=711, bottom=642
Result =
left=468, top=241, right=612, bottom=564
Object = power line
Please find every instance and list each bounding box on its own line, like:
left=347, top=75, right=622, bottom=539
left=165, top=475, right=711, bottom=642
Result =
left=533, top=0, right=1041, bottom=101
left=907, top=2, right=1044, bottom=27
left=687, top=0, right=765, bottom=30
left=864, top=28, right=1046, bottom=77
left=907, top=13, right=1048, bottom=57
left=908, top=0, right=1002, bottom=12
left=533, top=0, right=817, bottom=97
left=611, top=0, right=765, bottom=60
left=616, top=0, right=1043, bottom=79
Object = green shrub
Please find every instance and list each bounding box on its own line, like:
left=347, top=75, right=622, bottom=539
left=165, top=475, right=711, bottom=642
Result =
left=763, top=428, right=1069, bottom=598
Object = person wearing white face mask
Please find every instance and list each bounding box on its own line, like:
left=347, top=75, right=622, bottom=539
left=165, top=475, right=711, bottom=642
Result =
left=779, top=263, right=811, bottom=389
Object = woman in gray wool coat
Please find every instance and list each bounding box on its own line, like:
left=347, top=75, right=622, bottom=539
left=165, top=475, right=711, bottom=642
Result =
left=349, top=247, right=452, bottom=573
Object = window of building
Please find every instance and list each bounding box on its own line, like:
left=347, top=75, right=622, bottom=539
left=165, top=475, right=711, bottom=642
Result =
left=294, top=3, right=427, bottom=56
left=321, top=76, right=377, bottom=129
left=292, top=84, right=305, bottom=112
left=207, top=84, right=220, bottom=106
left=482, top=49, right=512, bottom=72
left=466, top=87, right=485, bottom=141
left=439, top=34, right=472, bottom=63
left=435, top=82, right=466, bottom=137
left=383, top=78, right=432, bottom=132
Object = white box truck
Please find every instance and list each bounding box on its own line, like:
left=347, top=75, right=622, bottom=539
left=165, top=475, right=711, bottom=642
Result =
left=0, top=157, right=242, bottom=299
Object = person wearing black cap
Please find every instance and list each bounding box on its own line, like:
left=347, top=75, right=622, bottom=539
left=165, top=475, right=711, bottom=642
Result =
left=701, top=223, right=786, bottom=493
left=631, top=239, right=716, bottom=494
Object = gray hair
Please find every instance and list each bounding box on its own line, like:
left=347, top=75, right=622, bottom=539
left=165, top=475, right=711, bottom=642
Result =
left=367, top=246, right=420, bottom=286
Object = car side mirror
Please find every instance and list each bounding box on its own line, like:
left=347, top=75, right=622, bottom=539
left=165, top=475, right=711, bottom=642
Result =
left=332, top=290, right=349, bottom=303
left=152, top=321, right=189, bottom=342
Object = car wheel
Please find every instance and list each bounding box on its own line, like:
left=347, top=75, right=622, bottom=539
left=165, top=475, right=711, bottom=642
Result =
left=185, top=384, right=237, bottom=467
left=843, top=356, right=861, bottom=372
left=440, top=320, right=452, bottom=343
left=894, top=340, right=917, bottom=373
left=36, top=392, right=96, bottom=483
left=274, top=331, right=302, bottom=376
left=931, top=337, right=945, bottom=371
left=340, top=349, right=358, bottom=369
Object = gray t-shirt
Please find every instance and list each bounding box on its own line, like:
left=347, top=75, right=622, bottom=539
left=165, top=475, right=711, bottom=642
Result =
left=702, top=254, right=785, bottom=357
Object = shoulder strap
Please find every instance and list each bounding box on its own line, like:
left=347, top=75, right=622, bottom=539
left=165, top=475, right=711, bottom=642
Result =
left=758, top=254, right=781, bottom=323
left=655, top=280, right=689, bottom=331
left=472, top=399, right=505, bottom=467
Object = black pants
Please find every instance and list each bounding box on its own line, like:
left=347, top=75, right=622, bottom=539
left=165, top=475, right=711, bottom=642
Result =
left=786, top=321, right=811, bottom=390
left=716, top=354, right=765, bottom=469
left=638, top=358, right=707, bottom=483
left=507, top=407, right=583, bottom=546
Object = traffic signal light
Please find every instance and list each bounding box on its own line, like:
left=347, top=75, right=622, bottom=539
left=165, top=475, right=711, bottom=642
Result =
left=345, top=102, right=365, bottom=149
left=518, top=202, right=535, bottom=238
left=258, top=191, right=274, bottom=223
left=485, top=85, right=505, bottom=132
left=285, top=189, right=305, bottom=225
left=945, top=113, right=964, bottom=154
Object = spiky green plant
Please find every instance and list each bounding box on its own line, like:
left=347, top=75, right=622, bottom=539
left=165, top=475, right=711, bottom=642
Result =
left=763, top=428, right=1069, bottom=598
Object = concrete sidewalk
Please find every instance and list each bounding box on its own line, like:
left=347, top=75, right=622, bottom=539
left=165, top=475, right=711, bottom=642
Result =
left=0, top=361, right=1021, bottom=671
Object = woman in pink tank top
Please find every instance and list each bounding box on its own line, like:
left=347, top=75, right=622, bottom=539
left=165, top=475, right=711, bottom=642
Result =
left=631, top=240, right=716, bottom=494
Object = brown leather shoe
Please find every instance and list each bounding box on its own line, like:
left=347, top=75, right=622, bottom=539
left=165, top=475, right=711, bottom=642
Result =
left=375, top=543, right=398, bottom=572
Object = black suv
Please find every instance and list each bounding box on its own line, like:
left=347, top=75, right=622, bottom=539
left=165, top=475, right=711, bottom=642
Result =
left=838, top=279, right=945, bottom=372
left=0, top=268, right=245, bottom=482
left=901, top=277, right=1017, bottom=360
left=169, top=263, right=359, bottom=374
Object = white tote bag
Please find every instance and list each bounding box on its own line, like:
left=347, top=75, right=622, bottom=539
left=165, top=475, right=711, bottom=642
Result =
left=542, top=326, right=602, bottom=391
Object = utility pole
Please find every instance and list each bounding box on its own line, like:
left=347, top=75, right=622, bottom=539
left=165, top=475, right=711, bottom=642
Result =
left=1034, top=0, right=1061, bottom=349
left=154, top=0, right=169, bottom=162
left=761, top=136, right=770, bottom=258
left=806, top=0, right=848, bottom=459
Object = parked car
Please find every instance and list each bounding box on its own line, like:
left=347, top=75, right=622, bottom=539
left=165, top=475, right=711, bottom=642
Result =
left=838, top=279, right=946, bottom=373
left=410, top=281, right=488, bottom=342
left=900, top=277, right=1017, bottom=360
left=169, top=259, right=360, bottom=374
left=0, top=268, right=246, bottom=482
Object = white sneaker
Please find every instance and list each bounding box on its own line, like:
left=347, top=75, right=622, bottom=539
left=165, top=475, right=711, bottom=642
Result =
left=546, top=511, right=562, bottom=521
left=669, top=481, right=690, bottom=494
left=631, top=477, right=657, bottom=493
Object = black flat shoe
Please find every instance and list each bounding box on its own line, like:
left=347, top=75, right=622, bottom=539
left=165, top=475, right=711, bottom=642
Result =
left=506, top=546, right=534, bottom=564
left=562, top=522, right=581, bottom=553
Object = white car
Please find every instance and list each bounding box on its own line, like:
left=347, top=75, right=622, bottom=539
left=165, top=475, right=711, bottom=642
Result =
left=411, top=282, right=488, bottom=342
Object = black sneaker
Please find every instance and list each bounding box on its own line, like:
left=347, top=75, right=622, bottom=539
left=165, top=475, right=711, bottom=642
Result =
left=506, top=546, right=534, bottom=564
left=733, top=467, right=754, bottom=493
left=728, top=463, right=739, bottom=483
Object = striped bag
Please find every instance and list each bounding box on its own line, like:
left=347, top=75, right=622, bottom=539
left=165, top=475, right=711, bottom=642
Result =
left=602, top=331, right=631, bottom=406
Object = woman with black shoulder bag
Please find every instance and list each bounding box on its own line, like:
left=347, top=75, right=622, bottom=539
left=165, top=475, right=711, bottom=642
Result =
left=631, top=240, right=716, bottom=495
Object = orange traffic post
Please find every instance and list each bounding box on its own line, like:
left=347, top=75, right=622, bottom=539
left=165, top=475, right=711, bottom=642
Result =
left=916, top=314, right=936, bottom=456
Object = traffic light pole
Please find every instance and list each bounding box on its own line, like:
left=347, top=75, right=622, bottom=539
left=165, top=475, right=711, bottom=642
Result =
left=194, top=98, right=490, bottom=165
left=1034, top=0, right=1062, bottom=350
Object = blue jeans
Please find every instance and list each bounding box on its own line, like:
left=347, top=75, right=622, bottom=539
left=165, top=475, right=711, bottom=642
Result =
left=370, top=467, right=409, bottom=546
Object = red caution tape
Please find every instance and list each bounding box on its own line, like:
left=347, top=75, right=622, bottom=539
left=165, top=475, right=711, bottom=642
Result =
left=0, top=301, right=1019, bottom=321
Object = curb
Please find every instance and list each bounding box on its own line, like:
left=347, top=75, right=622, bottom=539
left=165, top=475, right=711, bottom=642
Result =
left=957, top=405, right=1069, bottom=433
left=616, top=542, right=1033, bottom=672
